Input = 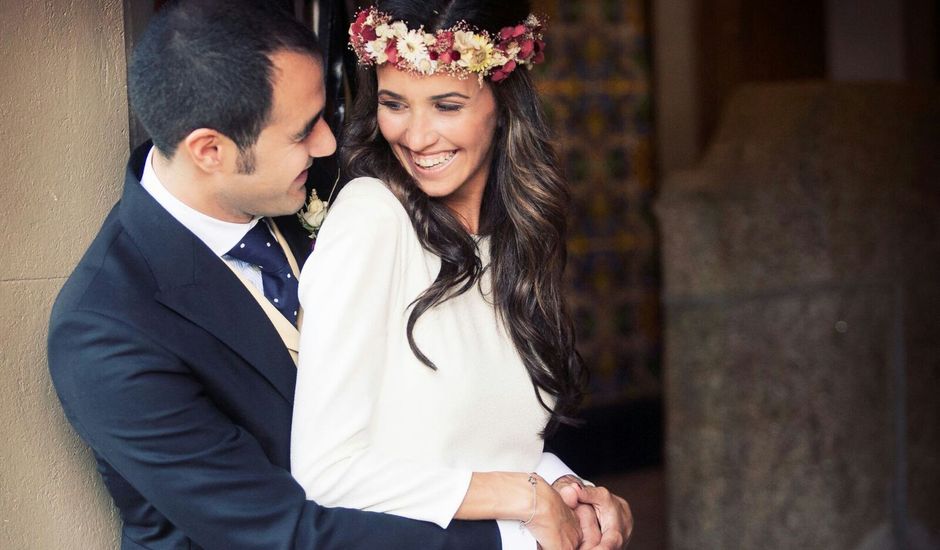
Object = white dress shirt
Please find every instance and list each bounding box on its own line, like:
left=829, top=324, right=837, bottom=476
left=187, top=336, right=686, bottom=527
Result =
left=139, top=146, right=273, bottom=291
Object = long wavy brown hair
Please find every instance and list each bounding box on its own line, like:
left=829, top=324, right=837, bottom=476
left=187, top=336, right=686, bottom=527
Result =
left=341, top=0, right=586, bottom=430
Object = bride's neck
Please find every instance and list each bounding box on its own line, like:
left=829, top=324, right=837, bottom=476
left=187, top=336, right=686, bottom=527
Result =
left=443, top=198, right=481, bottom=235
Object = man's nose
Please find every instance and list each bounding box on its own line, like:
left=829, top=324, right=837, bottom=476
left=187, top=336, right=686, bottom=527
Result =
left=307, top=117, right=337, bottom=158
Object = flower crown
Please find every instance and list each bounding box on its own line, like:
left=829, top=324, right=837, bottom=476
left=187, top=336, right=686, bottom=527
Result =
left=348, top=6, right=546, bottom=82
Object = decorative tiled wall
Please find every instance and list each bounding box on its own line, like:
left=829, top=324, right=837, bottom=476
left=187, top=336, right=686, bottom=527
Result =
left=532, top=0, right=660, bottom=403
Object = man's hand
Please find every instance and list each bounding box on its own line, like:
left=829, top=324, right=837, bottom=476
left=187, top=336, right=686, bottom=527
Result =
left=552, top=477, right=633, bottom=550
left=526, top=475, right=582, bottom=550
left=556, top=484, right=600, bottom=549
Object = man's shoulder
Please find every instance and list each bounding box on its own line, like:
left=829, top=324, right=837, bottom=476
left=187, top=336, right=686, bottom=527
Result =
left=51, top=204, right=156, bottom=324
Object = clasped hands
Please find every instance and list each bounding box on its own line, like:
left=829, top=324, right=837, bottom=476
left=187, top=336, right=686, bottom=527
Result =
left=527, top=474, right=633, bottom=550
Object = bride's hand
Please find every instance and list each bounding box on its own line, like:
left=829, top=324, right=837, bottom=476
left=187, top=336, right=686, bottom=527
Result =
left=525, top=475, right=581, bottom=550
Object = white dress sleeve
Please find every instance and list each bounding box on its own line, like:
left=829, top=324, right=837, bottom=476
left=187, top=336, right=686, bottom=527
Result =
left=291, top=178, right=472, bottom=529
left=535, top=452, right=592, bottom=485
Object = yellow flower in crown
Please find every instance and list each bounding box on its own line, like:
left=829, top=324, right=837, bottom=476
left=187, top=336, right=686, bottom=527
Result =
left=454, top=30, right=494, bottom=74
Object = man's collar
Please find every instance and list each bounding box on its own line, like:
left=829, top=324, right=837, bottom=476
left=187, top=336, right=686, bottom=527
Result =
left=139, top=145, right=260, bottom=257
left=117, top=143, right=298, bottom=401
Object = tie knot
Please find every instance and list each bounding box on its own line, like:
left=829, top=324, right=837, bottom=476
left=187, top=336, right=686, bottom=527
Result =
left=226, top=221, right=288, bottom=273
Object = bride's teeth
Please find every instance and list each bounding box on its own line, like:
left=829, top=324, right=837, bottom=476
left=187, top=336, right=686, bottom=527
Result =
left=413, top=151, right=455, bottom=168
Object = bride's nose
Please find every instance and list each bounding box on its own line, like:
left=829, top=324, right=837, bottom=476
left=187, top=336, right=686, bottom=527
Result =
left=400, top=109, right=438, bottom=152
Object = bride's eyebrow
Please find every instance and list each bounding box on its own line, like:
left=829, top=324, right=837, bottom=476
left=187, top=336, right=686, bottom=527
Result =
left=377, top=90, right=471, bottom=101
left=429, top=92, right=470, bottom=100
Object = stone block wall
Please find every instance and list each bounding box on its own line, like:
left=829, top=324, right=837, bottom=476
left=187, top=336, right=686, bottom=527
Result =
left=656, top=83, right=940, bottom=549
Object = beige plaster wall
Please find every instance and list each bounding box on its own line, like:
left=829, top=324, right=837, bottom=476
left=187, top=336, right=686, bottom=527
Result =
left=0, top=0, right=128, bottom=547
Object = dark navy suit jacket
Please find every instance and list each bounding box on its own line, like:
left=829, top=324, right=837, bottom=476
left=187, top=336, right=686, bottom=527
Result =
left=48, top=145, right=501, bottom=550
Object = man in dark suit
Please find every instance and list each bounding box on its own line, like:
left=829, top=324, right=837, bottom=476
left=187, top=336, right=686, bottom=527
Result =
left=48, top=1, right=632, bottom=549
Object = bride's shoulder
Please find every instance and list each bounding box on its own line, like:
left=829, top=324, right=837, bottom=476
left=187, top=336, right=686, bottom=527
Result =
left=328, top=177, right=408, bottom=227
left=334, top=177, right=397, bottom=204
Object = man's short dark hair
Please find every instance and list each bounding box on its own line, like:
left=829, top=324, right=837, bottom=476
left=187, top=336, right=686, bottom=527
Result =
left=128, top=0, right=322, bottom=159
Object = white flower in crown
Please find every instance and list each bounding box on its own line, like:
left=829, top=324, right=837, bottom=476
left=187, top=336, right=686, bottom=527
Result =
left=416, top=57, right=437, bottom=75
left=375, top=22, right=394, bottom=39
left=366, top=38, right=389, bottom=64
left=398, top=29, right=429, bottom=67
left=490, top=49, right=510, bottom=67
left=390, top=20, right=409, bottom=36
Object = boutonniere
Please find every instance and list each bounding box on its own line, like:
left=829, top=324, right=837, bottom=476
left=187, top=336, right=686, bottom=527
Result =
left=297, top=169, right=341, bottom=239
left=297, top=189, right=329, bottom=238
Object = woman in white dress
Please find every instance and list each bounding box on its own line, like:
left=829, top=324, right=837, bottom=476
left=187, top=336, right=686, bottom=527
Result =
left=291, top=1, right=600, bottom=548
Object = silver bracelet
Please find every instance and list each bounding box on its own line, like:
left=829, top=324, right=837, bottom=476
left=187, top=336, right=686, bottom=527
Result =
left=520, top=473, right=538, bottom=529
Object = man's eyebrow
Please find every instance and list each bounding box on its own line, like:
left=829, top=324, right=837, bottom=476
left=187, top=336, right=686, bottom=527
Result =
left=294, top=108, right=325, bottom=140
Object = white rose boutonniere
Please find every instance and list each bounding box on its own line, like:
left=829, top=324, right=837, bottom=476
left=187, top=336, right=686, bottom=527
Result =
left=298, top=189, right=329, bottom=238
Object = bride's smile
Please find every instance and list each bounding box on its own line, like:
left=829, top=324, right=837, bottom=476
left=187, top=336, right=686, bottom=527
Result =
left=409, top=149, right=457, bottom=170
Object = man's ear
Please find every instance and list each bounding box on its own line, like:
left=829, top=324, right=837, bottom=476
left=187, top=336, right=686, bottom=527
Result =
left=182, top=129, right=231, bottom=174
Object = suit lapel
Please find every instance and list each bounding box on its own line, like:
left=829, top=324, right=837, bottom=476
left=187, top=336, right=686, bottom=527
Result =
left=271, top=212, right=314, bottom=270
left=222, top=259, right=300, bottom=363
left=119, top=145, right=297, bottom=403
left=153, top=253, right=297, bottom=403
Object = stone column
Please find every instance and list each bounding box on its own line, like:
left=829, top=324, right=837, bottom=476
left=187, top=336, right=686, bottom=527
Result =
left=656, top=83, right=939, bottom=549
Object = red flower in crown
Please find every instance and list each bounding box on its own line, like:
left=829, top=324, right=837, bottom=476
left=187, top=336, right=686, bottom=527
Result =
left=491, top=60, right=517, bottom=82
left=355, top=9, right=369, bottom=26
left=385, top=42, right=400, bottom=64
left=350, top=9, right=370, bottom=41
left=436, top=30, right=455, bottom=50
left=438, top=49, right=461, bottom=65
left=518, top=39, right=535, bottom=59
left=532, top=40, right=546, bottom=64
left=499, top=24, right=527, bottom=41
left=349, top=10, right=369, bottom=31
